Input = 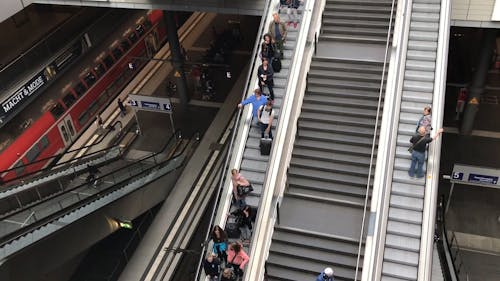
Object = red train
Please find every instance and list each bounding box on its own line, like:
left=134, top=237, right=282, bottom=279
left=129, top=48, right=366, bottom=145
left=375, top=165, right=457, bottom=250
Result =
left=0, top=10, right=167, bottom=182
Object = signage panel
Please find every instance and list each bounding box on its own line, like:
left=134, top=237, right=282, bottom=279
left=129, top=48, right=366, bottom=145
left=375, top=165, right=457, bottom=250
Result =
left=451, top=164, right=500, bottom=188
left=128, top=94, right=172, bottom=113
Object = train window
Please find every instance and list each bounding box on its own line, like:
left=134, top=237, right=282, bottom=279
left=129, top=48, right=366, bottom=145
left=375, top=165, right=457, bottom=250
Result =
left=50, top=103, right=65, bottom=119
left=14, top=161, right=25, bottom=176
left=74, top=82, right=86, bottom=97
left=84, top=72, right=96, bottom=87
left=128, top=32, right=138, bottom=43
left=39, top=136, right=49, bottom=150
left=26, top=145, right=40, bottom=163
left=78, top=111, right=90, bottom=126
left=61, top=125, right=69, bottom=142
left=120, top=40, right=131, bottom=52
left=94, top=64, right=105, bottom=78
left=103, top=55, right=114, bottom=69
left=136, top=24, right=145, bottom=37
left=89, top=101, right=99, bottom=115
left=62, top=93, right=77, bottom=108
left=112, top=48, right=123, bottom=60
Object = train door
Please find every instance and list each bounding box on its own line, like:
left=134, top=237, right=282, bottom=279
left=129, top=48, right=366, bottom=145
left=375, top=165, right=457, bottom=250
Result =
left=57, top=115, right=77, bottom=147
left=145, top=30, right=159, bottom=57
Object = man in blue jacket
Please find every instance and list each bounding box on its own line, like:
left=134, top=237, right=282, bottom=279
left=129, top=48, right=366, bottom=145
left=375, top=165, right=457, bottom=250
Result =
left=316, top=267, right=334, bottom=281
left=238, top=88, right=268, bottom=122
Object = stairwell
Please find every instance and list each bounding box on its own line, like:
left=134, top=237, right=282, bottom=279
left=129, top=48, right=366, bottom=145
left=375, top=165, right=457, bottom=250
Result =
left=265, top=1, right=394, bottom=279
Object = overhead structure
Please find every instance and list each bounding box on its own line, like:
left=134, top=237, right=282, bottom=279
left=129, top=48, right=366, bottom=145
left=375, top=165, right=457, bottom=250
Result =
left=32, top=0, right=266, bottom=16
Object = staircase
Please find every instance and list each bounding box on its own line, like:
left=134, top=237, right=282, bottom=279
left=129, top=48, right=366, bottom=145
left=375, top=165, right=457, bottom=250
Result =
left=321, top=0, right=395, bottom=44
left=381, top=0, right=441, bottom=279
left=264, top=0, right=395, bottom=279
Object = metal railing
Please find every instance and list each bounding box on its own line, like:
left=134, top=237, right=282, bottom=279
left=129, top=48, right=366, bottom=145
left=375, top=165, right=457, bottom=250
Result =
left=353, top=0, right=398, bottom=279
left=0, top=130, right=191, bottom=253
left=193, top=1, right=275, bottom=279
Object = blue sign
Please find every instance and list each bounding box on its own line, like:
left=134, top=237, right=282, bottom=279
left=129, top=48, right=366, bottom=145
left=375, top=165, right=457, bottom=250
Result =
left=468, top=174, right=498, bottom=185
left=452, top=172, right=463, bottom=181
left=141, top=101, right=160, bottom=110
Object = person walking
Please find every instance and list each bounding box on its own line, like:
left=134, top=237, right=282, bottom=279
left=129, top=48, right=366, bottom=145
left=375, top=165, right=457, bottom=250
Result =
left=316, top=267, right=335, bottom=281
left=257, top=58, right=275, bottom=101
left=203, top=254, right=221, bottom=280
left=211, top=225, right=228, bottom=264
left=268, top=13, right=287, bottom=55
left=416, top=106, right=432, bottom=134
left=227, top=242, right=249, bottom=279
left=231, top=169, right=251, bottom=208
left=287, top=0, right=301, bottom=28
left=238, top=89, right=268, bottom=122
left=258, top=99, right=275, bottom=139
left=117, top=98, right=126, bottom=116
left=231, top=205, right=257, bottom=244
left=408, top=126, right=444, bottom=178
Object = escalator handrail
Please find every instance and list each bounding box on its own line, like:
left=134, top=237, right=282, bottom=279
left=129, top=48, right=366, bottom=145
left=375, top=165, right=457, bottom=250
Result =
left=436, top=196, right=458, bottom=281
left=193, top=0, right=275, bottom=279
left=354, top=0, right=399, bottom=279
left=0, top=129, right=180, bottom=222
left=0, top=132, right=193, bottom=249
left=1, top=120, right=124, bottom=184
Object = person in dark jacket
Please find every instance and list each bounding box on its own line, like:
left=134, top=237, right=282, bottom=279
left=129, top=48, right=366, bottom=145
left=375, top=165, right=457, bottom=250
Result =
left=211, top=225, right=228, bottom=263
left=257, top=58, right=275, bottom=100
left=261, top=33, right=276, bottom=60
left=231, top=205, right=257, bottom=242
left=408, top=126, right=443, bottom=178
left=203, top=254, right=220, bottom=280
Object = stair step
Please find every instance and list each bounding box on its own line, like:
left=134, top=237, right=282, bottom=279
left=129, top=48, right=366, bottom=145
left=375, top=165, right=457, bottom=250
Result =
left=410, top=21, right=439, bottom=32
left=406, top=49, right=436, bottom=62
left=385, top=234, right=420, bottom=252
left=403, top=79, right=434, bottom=92
left=325, top=4, right=392, bottom=13
left=304, top=94, right=379, bottom=109
left=401, top=90, right=433, bottom=103
left=388, top=207, right=422, bottom=224
left=290, top=157, right=371, bottom=176
left=308, top=77, right=382, bottom=91
left=405, top=70, right=435, bottom=82
left=384, top=247, right=419, bottom=266
left=321, top=34, right=387, bottom=44
left=382, top=261, right=417, bottom=280
left=293, top=147, right=371, bottom=165
left=322, top=25, right=390, bottom=37
left=405, top=59, right=436, bottom=72
left=412, top=3, right=441, bottom=13
left=309, top=68, right=383, bottom=83
left=411, top=12, right=440, bottom=23
left=298, top=119, right=375, bottom=137
left=307, top=85, right=380, bottom=100
left=300, top=109, right=378, bottom=128
left=289, top=166, right=371, bottom=187
left=302, top=102, right=377, bottom=118
left=298, top=129, right=374, bottom=146
left=311, top=59, right=384, bottom=74
left=408, top=40, right=437, bottom=51
left=266, top=264, right=317, bottom=281
left=409, top=30, right=439, bottom=41
left=323, top=11, right=394, bottom=22
left=295, top=138, right=374, bottom=156
left=322, top=18, right=391, bottom=28
left=387, top=221, right=421, bottom=238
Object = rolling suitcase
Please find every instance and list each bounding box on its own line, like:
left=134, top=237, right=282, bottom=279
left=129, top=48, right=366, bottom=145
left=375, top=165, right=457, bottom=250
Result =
left=226, top=222, right=241, bottom=238
left=260, top=138, right=272, bottom=155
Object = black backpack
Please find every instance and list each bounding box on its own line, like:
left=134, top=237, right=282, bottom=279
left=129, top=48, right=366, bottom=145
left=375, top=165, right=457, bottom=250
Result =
left=237, top=184, right=254, bottom=196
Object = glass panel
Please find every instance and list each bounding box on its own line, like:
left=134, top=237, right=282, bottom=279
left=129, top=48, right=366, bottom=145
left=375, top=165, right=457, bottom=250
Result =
left=62, top=93, right=77, bottom=108
left=94, top=64, right=105, bottom=78
left=66, top=120, right=75, bottom=136
left=112, top=48, right=123, bottom=60
left=14, top=161, right=25, bottom=176
left=26, top=145, right=40, bottom=163
left=61, top=125, right=69, bottom=142
left=103, top=55, right=114, bottom=69
left=83, top=72, right=96, bottom=87
left=78, top=111, right=90, bottom=126
left=50, top=103, right=65, bottom=119
left=120, top=40, right=130, bottom=52
left=128, top=32, right=138, bottom=43
left=74, top=82, right=87, bottom=97
left=39, top=136, right=49, bottom=149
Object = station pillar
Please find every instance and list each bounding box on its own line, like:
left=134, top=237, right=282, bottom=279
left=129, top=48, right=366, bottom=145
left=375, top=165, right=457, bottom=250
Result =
left=164, top=11, right=189, bottom=108
left=461, top=29, right=497, bottom=135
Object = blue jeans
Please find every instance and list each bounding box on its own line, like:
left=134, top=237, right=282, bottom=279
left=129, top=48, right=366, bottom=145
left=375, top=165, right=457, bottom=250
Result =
left=409, top=150, right=425, bottom=178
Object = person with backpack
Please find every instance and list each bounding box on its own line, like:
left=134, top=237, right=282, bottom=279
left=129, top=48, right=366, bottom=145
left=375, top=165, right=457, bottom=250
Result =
left=316, top=267, right=335, bottom=281
left=231, top=205, right=257, bottom=244
left=261, top=33, right=276, bottom=61
left=231, top=169, right=251, bottom=208
left=408, top=126, right=443, bottom=178
left=211, top=225, right=228, bottom=264
left=203, top=254, right=221, bottom=280
left=257, top=58, right=275, bottom=101
left=258, top=99, right=275, bottom=139
left=227, top=242, right=249, bottom=278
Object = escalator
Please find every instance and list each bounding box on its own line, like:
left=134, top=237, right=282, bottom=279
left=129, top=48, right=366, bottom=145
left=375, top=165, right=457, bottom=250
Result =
left=0, top=130, right=195, bottom=265
left=377, top=0, right=450, bottom=278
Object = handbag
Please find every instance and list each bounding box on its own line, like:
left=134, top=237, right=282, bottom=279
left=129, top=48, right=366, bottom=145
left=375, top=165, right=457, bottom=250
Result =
left=237, top=184, right=254, bottom=196
left=408, top=136, right=426, bottom=153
